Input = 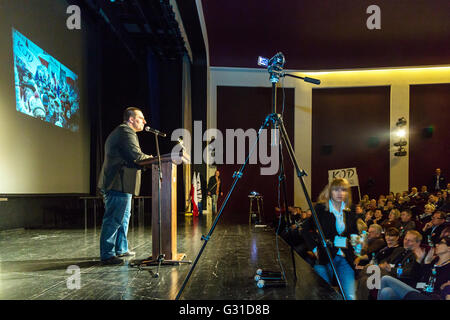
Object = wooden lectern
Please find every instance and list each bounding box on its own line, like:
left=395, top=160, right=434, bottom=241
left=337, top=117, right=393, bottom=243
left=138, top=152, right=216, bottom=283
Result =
left=136, top=150, right=190, bottom=263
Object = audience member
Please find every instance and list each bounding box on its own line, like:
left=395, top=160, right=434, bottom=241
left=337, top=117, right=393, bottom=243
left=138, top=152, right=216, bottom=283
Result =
left=377, top=230, right=422, bottom=286
left=378, top=235, right=450, bottom=300
left=418, top=203, right=436, bottom=225
left=430, top=168, right=446, bottom=192
left=399, top=210, right=416, bottom=238
left=367, top=209, right=384, bottom=227
left=354, top=224, right=386, bottom=267
left=375, top=227, right=401, bottom=263
left=422, top=211, right=448, bottom=245
left=420, top=185, right=430, bottom=200
left=381, top=209, right=402, bottom=231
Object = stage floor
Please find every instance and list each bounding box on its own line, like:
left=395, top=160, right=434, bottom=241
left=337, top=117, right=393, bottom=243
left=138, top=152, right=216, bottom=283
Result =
left=0, top=213, right=340, bottom=300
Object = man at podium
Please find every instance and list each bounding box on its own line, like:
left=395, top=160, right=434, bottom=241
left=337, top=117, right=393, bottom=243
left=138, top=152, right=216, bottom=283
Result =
left=97, top=107, right=152, bottom=265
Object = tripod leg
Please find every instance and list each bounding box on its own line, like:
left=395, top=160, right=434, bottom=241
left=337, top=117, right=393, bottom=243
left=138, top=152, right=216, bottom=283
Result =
left=175, top=115, right=272, bottom=300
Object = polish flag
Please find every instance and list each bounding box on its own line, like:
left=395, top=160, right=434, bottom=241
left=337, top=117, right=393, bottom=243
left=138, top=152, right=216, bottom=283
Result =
left=191, top=173, right=198, bottom=216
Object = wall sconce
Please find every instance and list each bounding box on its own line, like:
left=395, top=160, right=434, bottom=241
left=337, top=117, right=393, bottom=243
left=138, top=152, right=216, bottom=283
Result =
left=394, top=117, right=407, bottom=157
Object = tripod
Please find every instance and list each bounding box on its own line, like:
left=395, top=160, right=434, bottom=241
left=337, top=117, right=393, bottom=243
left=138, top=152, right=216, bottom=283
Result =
left=131, top=132, right=191, bottom=277
left=175, top=52, right=348, bottom=300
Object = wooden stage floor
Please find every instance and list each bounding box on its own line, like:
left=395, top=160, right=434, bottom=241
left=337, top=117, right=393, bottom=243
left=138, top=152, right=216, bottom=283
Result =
left=0, top=213, right=340, bottom=300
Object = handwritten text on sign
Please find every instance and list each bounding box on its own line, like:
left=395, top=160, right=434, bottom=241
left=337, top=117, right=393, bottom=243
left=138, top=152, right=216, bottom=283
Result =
left=328, top=168, right=359, bottom=187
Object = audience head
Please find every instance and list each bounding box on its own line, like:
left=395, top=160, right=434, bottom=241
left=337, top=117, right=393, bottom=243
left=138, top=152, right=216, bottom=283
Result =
left=388, top=209, right=401, bottom=221
left=434, top=236, right=450, bottom=257
left=424, top=203, right=436, bottom=215
left=355, top=204, right=364, bottom=215
left=431, top=211, right=447, bottom=227
left=421, top=185, right=428, bottom=193
left=385, top=227, right=400, bottom=247
left=428, top=195, right=437, bottom=205
left=403, top=230, right=423, bottom=250
left=357, top=219, right=368, bottom=234
left=374, top=209, right=383, bottom=219
left=436, top=168, right=441, bottom=176
left=368, top=224, right=383, bottom=239
left=400, top=210, right=412, bottom=223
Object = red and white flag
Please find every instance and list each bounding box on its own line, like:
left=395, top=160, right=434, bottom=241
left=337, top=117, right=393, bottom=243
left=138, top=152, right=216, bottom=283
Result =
left=190, top=173, right=198, bottom=216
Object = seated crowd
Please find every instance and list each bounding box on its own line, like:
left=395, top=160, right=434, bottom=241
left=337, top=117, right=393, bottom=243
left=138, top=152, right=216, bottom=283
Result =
left=275, top=182, right=450, bottom=300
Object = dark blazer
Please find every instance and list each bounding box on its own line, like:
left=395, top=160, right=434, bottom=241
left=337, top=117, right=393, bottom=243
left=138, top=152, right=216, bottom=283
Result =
left=303, top=203, right=359, bottom=267
left=97, top=124, right=151, bottom=196
left=207, top=175, right=221, bottom=195
left=430, top=174, right=446, bottom=191
left=422, top=223, right=448, bottom=245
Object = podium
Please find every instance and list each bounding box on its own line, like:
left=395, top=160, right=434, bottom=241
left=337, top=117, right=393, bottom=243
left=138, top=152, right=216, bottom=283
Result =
left=136, top=150, right=190, bottom=264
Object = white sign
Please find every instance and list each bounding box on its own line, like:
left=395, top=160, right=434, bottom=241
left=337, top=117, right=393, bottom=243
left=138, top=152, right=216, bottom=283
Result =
left=328, top=167, right=359, bottom=187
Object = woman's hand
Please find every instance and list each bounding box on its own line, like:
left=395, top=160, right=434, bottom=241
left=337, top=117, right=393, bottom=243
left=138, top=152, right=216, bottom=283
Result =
left=424, top=247, right=435, bottom=264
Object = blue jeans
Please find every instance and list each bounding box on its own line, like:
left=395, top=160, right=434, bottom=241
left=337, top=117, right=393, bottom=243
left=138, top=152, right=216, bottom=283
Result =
left=100, top=190, right=132, bottom=260
left=377, top=275, right=419, bottom=300
left=211, top=194, right=218, bottom=214
left=314, top=255, right=356, bottom=300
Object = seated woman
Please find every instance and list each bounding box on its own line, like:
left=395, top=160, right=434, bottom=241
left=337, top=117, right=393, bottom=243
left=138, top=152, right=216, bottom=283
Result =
left=378, top=235, right=450, bottom=300
left=302, top=178, right=359, bottom=300
left=381, top=209, right=402, bottom=231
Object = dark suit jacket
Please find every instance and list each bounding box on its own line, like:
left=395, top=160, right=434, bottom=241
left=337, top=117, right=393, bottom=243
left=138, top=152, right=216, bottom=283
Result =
left=422, top=223, right=448, bottom=245
left=430, top=174, right=446, bottom=191
left=207, top=175, right=221, bottom=195
left=303, top=203, right=359, bottom=267
left=97, top=124, right=151, bottom=196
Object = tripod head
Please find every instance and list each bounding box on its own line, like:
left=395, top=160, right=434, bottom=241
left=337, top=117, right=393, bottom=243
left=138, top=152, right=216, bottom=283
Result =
left=258, top=52, right=321, bottom=85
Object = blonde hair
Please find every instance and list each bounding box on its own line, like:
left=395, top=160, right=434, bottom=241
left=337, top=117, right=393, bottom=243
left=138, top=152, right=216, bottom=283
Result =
left=390, top=209, right=401, bottom=220
left=406, top=230, right=423, bottom=243
left=317, top=178, right=352, bottom=211
left=357, top=218, right=368, bottom=233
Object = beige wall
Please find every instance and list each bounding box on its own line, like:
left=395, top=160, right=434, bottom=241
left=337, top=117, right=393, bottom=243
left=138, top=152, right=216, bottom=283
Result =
left=208, top=66, right=450, bottom=208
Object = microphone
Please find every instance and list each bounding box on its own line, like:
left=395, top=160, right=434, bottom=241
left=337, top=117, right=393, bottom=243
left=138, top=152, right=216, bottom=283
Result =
left=144, top=126, right=166, bottom=137
left=256, top=269, right=282, bottom=276
left=256, top=279, right=287, bottom=289
left=254, top=274, right=283, bottom=281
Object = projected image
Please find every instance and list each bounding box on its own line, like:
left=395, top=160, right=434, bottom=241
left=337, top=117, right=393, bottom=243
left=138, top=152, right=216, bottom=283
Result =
left=12, top=28, right=80, bottom=132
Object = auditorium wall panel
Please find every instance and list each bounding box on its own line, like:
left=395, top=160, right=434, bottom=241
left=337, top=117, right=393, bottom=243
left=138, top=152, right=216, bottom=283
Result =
left=216, top=86, right=295, bottom=223
left=311, top=87, right=391, bottom=201
left=409, top=83, right=450, bottom=189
